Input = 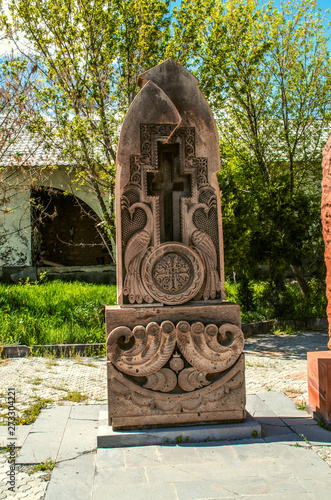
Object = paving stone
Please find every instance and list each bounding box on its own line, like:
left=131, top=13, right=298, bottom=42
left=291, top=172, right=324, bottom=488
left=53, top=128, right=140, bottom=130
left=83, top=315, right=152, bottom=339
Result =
left=174, top=474, right=309, bottom=499
left=276, top=443, right=331, bottom=479
left=174, top=480, right=238, bottom=500
left=263, top=433, right=304, bottom=444
left=70, top=404, right=105, bottom=421
left=238, top=496, right=312, bottom=500
left=155, top=445, right=203, bottom=465
left=291, top=423, right=331, bottom=445
left=94, top=465, right=148, bottom=486
left=297, top=477, right=331, bottom=499
left=124, top=446, right=161, bottom=467
left=146, top=456, right=289, bottom=484
left=56, top=416, right=98, bottom=461
left=96, top=448, right=126, bottom=469
left=256, top=392, right=309, bottom=418
left=0, top=425, right=32, bottom=448
left=145, top=463, right=200, bottom=483
left=282, top=416, right=319, bottom=427
left=44, top=453, right=96, bottom=500
left=192, top=443, right=238, bottom=463
left=93, top=481, right=178, bottom=500
left=231, top=442, right=280, bottom=461
left=259, top=422, right=294, bottom=437
left=246, top=394, right=277, bottom=417
left=17, top=406, right=71, bottom=464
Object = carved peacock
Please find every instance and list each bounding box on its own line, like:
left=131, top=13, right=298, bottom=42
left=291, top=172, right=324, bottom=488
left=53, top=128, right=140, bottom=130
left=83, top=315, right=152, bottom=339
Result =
left=122, top=198, right=154, bottom=304
left=188, top=195, right=222, bottom=300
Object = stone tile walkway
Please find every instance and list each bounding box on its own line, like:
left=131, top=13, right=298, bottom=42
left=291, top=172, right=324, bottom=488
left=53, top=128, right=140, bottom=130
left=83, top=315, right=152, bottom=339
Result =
left=0, top=329, right=330, bottom=499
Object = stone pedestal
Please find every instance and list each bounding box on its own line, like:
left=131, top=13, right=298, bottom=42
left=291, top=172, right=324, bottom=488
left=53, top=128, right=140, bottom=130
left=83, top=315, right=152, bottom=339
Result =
left=106, top=303, right=245, bottom=430
left=307, top=351, right=331, bottom=426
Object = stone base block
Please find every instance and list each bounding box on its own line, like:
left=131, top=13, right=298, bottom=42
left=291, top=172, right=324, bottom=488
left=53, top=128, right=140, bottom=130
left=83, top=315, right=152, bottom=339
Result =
left=307, top=351, right=331, bottom=423
left=106, top=302, right=245, bottom=430
left=97, top=410, right=260, bottom=448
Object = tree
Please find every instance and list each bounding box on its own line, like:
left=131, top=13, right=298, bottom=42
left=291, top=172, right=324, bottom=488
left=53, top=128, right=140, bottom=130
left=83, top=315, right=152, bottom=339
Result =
left=2, top=0, right=172, bottom=261
left=171, top=0, right=331, bottom=295
left=0, top=41, right=52, bottom=246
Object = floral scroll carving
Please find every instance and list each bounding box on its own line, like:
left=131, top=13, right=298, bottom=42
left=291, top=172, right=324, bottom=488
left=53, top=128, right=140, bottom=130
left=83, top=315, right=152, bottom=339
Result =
left=107, top=321, right=177, bottom=376
left=107, top=320, right=244, bottom=405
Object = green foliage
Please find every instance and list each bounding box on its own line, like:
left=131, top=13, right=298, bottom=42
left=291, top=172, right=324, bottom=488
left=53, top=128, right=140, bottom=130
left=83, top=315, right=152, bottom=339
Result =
left=0, top=280, right=116, bottom=345
left=296, top=402, right=307, bottom=411
left=29, top=458, right=57, bottom=473
left=271, top=324, right=297, bottom=336
left=62, top=391, right=88, bottom=403
left=1, top=0, right=330, bottom=285
left=1, top=0, right=174, bottom=255
left=317, top=419, right=328, bottom=430
left=225, top=278, right=327, bottom=322
left=170, top=0, right=330, bottom=287
left=16, top=397, right=53, bottom=425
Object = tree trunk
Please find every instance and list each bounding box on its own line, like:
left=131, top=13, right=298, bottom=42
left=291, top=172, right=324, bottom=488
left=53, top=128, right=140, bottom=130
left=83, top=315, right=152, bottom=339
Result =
left=290, top=264, right=310, bottom=298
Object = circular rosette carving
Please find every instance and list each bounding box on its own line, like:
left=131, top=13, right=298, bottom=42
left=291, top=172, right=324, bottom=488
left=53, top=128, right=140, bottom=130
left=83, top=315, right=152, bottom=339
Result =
left=142, top=243, right=204, bottom=305
left=107, top=321, right=176, bottom=376
left=176, top=322, right=244, bottom=373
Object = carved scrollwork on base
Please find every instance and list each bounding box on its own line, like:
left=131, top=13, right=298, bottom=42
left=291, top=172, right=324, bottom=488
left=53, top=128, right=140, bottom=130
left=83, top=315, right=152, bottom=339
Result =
left=107, top=318, right=245, bottom=424
left=107, top=321, right=177, bottom=376
left=109, top=355, right=244, bottom=414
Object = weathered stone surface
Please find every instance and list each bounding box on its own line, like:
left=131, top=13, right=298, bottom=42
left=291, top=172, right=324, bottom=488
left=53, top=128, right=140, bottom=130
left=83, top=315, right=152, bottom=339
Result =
left=307, top=351, right=331, bottom=423
left=106, top=304, right=245, bottom=429
left=106, top=59, right=244, bottom=429
left=115, top=59, right=225, bottom=307
left=321, top=137, right=331, bottom=349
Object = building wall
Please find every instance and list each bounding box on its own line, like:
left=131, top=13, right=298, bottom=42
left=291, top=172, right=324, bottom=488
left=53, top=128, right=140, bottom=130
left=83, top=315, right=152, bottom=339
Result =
left=0, top=189, right=32, bottom=267
left=0, top=167, right=111, bottom=271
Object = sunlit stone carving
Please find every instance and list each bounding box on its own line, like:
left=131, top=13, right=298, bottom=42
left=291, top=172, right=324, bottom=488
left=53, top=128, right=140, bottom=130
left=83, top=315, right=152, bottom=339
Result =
left=106, top=59, right=245, bottom=429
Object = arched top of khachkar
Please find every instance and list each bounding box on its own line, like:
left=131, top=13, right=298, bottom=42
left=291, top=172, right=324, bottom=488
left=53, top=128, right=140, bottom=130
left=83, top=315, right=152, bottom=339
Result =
left=116, top=59, right=225, bottom=306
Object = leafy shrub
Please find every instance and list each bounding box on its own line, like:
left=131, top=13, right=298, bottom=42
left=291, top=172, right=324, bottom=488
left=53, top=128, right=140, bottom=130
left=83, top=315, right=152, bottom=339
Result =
left=225, top=278, right=327, bottom=323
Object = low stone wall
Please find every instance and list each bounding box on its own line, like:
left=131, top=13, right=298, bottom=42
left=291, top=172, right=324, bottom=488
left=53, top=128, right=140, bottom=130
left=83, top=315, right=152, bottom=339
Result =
left=242, top=318, right=328, bottom=338
left=241, top=320, right=276, bottom=338
left=1, top=343, right=105, bottom=358
left=0, top=264, right=116, bottom=284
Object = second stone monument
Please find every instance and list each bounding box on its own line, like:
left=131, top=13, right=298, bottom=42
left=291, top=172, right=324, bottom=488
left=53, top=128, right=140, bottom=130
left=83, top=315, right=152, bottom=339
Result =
left=106, top=59, right=245, bottom=429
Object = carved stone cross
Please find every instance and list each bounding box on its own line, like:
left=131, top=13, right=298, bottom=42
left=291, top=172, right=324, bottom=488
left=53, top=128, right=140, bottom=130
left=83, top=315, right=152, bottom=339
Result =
left=105, top=59, right=245, bottom=431
left=147, top=142, right=191, bottom=242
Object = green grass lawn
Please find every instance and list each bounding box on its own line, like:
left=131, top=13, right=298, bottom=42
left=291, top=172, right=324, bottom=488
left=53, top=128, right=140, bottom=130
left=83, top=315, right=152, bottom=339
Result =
left=0, top=280, right=116, bottom=346
left=0, top=277, right=326, bottom=346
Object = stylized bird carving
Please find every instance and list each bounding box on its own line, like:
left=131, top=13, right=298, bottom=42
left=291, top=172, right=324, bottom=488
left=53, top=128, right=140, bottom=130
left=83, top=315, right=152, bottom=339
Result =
left=122, top=199, right=154, bottom=304
left=191, top=229, right=221, bottom=299
left=188, top=195, right=222, bottom=300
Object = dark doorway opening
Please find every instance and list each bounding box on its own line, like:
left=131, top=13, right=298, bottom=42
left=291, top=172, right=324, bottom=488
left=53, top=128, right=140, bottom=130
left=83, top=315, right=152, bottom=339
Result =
left=31, top=187, right=111, bottom=267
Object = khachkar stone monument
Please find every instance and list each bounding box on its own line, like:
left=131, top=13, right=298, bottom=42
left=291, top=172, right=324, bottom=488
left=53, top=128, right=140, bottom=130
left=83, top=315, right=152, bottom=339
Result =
left=307, top=136, right=331, bottom=428
left=106, top=59, right=245, bottom=430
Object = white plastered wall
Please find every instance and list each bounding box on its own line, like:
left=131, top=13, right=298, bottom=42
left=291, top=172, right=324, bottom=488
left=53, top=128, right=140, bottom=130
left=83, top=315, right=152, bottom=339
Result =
left=0, top=166, right=107, bottom=267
